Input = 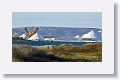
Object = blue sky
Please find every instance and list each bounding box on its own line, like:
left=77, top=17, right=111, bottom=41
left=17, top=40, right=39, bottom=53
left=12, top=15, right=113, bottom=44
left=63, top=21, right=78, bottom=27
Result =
left=12, top=12, right=102, bottom=29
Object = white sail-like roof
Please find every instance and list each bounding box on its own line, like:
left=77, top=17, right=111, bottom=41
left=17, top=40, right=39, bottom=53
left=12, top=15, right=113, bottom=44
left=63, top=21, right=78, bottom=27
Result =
left=81, top=30, right=98, bottom=39
left=28, top=33, right=39, bottom=40
left=19, top=33, right=26, bottom=39
left=74, top=35, right=80, bottom=38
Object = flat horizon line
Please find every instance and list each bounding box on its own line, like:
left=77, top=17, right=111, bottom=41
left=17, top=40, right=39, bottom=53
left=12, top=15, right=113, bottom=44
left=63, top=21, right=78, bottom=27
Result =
left=12, top=26, right=102, bottom=29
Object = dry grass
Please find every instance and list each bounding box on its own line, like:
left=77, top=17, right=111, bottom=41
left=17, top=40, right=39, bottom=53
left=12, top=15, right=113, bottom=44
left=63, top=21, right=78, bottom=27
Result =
left=45, top=43, right=102, bottom=54
left=12, top=45, right=54, bottom=62
left=12, top=43, right=102, bottom=62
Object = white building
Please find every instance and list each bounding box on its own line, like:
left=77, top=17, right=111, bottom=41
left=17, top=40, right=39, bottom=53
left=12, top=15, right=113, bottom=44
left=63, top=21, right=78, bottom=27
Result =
left=44, top=37, right=55, bottom=41
left=12, top=33, right=18, bottom=37
left=19, top=33, right=40, bottom=41
left=28, top=33, right=39, bottom=41
left=81, top=30, right=101, bottom=41
left=74, top=35, right=81, bottom=40
left=98, top=30, right=102, bottom=32
left=19, top=33, right=27, bottom=39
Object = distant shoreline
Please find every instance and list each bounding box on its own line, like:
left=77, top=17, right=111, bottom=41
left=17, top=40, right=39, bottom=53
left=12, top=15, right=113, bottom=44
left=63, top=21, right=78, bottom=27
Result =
left=12, top=40, right=102, bottom=42
left=12, top=40, right=102, bottom=47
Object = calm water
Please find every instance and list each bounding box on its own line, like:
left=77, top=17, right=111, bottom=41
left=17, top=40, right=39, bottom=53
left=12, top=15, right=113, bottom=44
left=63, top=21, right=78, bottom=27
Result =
left=12, top=41, right=93, bottom=46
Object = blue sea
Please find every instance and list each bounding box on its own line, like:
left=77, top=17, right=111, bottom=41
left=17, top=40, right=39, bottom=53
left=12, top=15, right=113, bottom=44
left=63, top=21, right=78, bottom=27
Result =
left=12, top=41, right=95, bottom=46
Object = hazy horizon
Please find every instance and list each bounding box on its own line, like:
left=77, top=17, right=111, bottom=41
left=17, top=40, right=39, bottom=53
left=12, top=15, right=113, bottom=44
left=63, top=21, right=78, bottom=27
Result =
left=12, top=26, right=102, bottom=29
left=12, top=12, right=102, bottom=29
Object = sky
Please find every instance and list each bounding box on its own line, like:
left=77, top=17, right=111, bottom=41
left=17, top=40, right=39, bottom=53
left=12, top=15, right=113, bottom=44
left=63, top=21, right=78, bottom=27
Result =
left=12, top=12, right=102, bottom=29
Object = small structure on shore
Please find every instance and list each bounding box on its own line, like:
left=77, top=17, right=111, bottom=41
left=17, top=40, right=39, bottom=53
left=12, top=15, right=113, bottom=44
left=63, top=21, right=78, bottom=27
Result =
left=12, top=33, right=18, bottom=37
left=19, top=33, right=26, bottom=39
left=98, top=30, right=102, bottom=32
left=74, top=35, right=81, bottom=40
left=44, top=36, right=55, bottom=41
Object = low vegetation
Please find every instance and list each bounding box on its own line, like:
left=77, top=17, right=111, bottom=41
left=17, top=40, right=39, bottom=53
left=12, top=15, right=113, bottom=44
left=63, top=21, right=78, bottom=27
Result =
left=12, top=43, right=102, bottom=62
